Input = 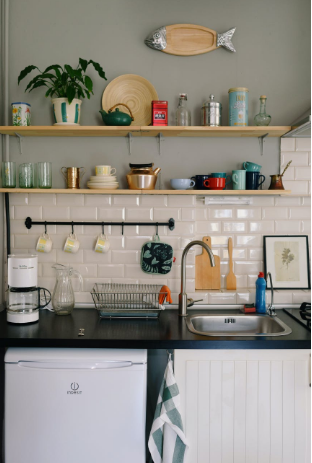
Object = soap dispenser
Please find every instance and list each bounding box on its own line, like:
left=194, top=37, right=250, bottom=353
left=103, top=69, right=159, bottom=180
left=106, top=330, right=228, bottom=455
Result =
left=255, top=272, right=266, bottom=314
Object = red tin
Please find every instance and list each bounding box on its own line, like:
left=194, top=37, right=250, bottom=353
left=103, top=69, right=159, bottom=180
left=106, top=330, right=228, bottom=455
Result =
left=152, top=101, right=168, bottom=126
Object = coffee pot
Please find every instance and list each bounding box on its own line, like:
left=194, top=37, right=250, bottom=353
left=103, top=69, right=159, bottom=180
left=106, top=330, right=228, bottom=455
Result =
left=126, top=163, right=161, bottom=190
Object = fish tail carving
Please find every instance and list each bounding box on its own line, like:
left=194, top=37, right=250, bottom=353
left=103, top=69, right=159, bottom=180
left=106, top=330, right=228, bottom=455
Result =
left=217, top=28, right=236, bottom=52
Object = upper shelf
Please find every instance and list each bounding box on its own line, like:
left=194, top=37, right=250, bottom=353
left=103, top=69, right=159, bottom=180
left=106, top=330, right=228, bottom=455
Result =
left=0, top=126, right=291, bottom=138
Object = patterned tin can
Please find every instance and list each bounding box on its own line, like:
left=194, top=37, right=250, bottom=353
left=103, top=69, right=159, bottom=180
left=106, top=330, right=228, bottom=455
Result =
left=228, top=87, right=249, bottom=126
left=152, top=101, right=168, bottom=126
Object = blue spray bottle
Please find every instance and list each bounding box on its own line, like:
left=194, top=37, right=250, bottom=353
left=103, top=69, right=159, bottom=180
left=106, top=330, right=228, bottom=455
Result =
left=255, top=272, right=266, bottom=314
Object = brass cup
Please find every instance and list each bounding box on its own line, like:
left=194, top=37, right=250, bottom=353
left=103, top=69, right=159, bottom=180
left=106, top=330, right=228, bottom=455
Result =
left=61, top=167, right=85, bottom=189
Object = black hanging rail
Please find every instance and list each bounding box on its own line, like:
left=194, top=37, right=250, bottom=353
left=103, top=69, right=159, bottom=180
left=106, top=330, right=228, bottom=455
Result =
left=25, top=217, right=175, bottom=234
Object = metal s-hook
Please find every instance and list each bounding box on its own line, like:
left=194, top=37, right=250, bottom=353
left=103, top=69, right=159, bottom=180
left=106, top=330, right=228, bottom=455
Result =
left=44, top=221, right=47, bottom=234
left=156, top=222, right=159, bottom=237
left=102, top=222, right=105, bottom=235
left=71, top=221, right=74, bottom=235
left=121, top=222, right=124, bottom=236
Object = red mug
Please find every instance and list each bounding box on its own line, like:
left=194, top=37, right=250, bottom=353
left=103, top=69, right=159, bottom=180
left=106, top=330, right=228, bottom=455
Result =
left=203, top=177, right=226, bottom=190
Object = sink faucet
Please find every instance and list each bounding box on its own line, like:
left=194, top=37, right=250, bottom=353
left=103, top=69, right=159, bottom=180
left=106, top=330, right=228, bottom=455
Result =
left=179, top=240, right=215, bottom=317
left=266, top=272, right=276, bottom=317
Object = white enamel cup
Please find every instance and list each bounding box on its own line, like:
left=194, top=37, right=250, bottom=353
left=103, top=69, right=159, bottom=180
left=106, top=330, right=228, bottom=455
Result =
left=94, top=234, right=110, bottom=253
left=64, top=233, right=80, bottom=253
left=36, top=233, right=52, bottom=253
left=95, top=166, right=117, bottom=176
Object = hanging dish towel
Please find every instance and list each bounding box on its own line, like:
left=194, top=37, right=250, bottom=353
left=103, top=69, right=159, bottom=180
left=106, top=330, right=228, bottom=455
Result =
left=148, top=354, right=188, bottom=463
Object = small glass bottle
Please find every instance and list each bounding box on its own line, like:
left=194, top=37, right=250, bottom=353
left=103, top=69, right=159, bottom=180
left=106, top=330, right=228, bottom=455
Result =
left=254, top=95, right=271, bottom=126
left=176, top=93, right=191, bottom=126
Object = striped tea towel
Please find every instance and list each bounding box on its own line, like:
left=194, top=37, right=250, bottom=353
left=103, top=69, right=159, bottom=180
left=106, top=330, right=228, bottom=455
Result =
left=148, top=354, right=188, bottom=463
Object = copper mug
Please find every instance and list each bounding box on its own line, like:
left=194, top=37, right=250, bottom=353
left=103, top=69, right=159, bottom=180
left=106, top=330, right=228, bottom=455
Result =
left=61, top=167, right=85, bottom=189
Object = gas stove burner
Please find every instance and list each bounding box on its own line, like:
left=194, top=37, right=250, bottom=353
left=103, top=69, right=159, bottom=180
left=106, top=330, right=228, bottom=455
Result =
left=300, top=302, right=311, bottom=328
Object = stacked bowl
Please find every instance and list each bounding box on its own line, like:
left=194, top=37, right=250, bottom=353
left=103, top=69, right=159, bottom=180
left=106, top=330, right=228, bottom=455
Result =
left=87, top=165, right=119, bottom=190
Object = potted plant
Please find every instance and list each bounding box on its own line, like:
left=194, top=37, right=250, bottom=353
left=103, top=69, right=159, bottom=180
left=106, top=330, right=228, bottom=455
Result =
left=18, top=58, right=107, bottom=125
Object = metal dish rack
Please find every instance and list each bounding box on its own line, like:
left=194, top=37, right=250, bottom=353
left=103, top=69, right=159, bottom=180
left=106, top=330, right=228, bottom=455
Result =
left=91, top=283, right=167, bottom=318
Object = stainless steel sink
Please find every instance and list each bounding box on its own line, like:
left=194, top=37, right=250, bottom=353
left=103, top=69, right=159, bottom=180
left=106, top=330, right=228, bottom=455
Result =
left=185, top=314, right=292, bottom=337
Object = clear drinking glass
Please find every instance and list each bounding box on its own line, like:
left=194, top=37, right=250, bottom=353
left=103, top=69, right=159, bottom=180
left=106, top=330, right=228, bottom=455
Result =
left=175, top=93, right=191, bottom=126
left=38, top=162, right=52, bottom=189
left=19, top=163, right=34, bottom=188
left=1, top=161, right=16, bottom=188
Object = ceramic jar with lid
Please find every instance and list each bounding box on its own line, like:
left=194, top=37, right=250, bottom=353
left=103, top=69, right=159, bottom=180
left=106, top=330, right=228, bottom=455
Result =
left=201, top=94, right=222, bottom=126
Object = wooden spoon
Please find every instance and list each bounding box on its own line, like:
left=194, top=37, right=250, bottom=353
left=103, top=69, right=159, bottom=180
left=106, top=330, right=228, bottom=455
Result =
left=226, top=237, right=236, bottom=290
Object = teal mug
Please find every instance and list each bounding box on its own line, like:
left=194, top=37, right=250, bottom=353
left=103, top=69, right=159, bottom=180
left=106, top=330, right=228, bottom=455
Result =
left=243, top=162, right=262, bottom=172
left=232, top=170, right=246, bottom=190
left=210, top=172, right=231, bottom=187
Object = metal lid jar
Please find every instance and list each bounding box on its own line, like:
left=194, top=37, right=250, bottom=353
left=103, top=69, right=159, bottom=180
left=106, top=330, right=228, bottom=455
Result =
left=201, top=94, right=222, bottom=127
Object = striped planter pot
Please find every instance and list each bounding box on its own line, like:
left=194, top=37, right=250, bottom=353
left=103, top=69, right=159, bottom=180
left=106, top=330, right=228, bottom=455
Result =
left=52, top=98, right=82, bottom=125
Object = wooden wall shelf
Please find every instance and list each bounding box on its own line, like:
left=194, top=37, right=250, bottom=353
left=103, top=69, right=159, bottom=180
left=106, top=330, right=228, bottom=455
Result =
left=0, top=188, right=291, bottom=195
left=0, top=126, right=291, bottom=138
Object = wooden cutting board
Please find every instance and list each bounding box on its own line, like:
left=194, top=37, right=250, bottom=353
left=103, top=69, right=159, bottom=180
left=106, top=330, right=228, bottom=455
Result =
left=195, top=236, right=221, bottom=290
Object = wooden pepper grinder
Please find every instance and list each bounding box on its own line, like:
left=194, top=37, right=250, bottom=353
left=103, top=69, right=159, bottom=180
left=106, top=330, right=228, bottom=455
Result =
left=268, top=160, right=292, bottom=190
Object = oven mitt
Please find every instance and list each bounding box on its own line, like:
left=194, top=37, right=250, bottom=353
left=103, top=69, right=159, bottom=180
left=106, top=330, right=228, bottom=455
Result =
left=141, top=234, right=173, bottom=275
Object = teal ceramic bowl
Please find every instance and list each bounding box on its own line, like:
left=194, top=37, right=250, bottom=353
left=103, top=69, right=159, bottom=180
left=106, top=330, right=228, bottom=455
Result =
left=210, top=172, right=227, bottom=178
left=243, top=162, right=262, bottom=172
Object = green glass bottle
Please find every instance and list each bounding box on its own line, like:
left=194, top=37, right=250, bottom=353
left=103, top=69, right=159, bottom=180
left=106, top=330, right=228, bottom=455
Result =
left=254, top=95, right=271, bottom=126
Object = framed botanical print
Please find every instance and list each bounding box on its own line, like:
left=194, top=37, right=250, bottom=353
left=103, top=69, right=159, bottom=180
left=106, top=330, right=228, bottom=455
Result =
left=263, top=235, right=310, bottom=290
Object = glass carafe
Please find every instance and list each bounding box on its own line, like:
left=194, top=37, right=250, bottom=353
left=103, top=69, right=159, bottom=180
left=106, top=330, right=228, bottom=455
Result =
left=52, top=264, right=83, bottom=315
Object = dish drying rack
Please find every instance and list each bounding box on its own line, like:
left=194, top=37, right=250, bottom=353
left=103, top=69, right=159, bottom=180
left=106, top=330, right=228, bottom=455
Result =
left=91, top=283, right=167, bottom=318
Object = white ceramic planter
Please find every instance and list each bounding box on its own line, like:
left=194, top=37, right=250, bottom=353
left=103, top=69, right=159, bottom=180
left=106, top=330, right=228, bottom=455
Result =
left=52, top=98, right=82, bottom=125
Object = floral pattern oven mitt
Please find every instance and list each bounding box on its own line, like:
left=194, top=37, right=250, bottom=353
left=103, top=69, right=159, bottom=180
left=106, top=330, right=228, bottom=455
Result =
left=141, top=235, right=174, bottom=275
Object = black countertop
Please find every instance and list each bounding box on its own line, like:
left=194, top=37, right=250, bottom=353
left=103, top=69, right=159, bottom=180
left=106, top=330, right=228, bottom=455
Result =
left=0, top=308, right=310, bottom=349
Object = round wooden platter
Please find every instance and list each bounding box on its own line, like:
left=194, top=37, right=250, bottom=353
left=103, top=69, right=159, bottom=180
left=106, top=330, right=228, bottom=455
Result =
left=102, top=74, right=158, bottom=126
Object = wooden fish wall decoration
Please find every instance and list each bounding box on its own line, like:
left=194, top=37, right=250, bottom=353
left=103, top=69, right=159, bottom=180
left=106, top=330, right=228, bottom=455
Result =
left=145, top=24, right=236, bottom=56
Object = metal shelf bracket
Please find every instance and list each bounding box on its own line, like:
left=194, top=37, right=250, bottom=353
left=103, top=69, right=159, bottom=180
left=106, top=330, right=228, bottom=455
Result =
left=128, top=132, right=132, bottom=155
left=158, top=133, right=164, bottom=155
left=258, top=132, right=269, bottom=156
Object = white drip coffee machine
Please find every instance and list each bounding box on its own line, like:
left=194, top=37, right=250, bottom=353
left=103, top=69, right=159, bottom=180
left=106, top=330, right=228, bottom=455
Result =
left=7, top=254, right=51, bottom=324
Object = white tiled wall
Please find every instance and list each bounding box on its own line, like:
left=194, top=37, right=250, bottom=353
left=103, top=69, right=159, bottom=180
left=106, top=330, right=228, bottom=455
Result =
left=6, top=139, right=311, bottom=306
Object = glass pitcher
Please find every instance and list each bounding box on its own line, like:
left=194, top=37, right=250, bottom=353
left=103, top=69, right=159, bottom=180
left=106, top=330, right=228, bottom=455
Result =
left=52, top=264, right=83, bottom=315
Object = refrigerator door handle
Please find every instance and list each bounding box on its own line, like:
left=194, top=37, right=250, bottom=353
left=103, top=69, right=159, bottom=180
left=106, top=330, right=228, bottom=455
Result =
left=16, top=360, right=134, bottom=370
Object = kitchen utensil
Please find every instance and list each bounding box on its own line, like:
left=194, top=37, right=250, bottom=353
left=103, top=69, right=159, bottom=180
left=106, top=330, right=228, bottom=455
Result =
left=195, top=236, right=221, bottom=290
left=268, top=161, right=292, bottom=190
left=191, top=175, right=210, bottom=190
left=145, top=24, right=236, bottom=55
left=102, top=74, right=158, bottom=126
left=170, top=178, right=195, bottom=190
left=201, top=94, right=222, bottom=126
left=126, top=163, right=161, bottom=190
left=232, top=170, right=246, bottom=190
left=246, top=171, right=265, bottom=190
left=94, top=234, right=110, bottom=253
left=95, top=166, right=116, bottom=176
left=2, top=161, right=16, bottom=188
left=19, top=163, right=34, bottom=188
left=99, top=103, right=134, bottom=126
left=61, top=167, right=85, bottom=189
left=226, top=237, right=236, bottom=290
left=11, top=102, right=31, bottom=126
left=243, top=161, right=262, bottom=172
left=141, top=234, right=173, bottom=275
left=228, top=88, right=248, bottom=126
left=152, top=100, right=168, bottom=126
left=203, top=177, right=225, bottom=190
left=64, top=233, right=80, bottom=253
left=36, top=233, right=52, bottom=253
left=37, top=162, right=52, bottom=189
left=52, top=263, right=83, bottom=315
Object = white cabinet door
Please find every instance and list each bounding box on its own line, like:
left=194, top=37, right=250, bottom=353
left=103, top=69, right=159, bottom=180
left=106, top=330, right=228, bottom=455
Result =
left=174, top=349, right=311, bottom=463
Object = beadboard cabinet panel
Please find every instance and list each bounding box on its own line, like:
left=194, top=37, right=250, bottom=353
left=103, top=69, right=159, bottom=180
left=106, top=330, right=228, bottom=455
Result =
left=174, top=350, right=311, bottom=463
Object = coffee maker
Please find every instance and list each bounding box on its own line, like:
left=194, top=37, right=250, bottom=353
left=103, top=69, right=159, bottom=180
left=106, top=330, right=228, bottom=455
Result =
left=7, top=254, right=51, bottom=324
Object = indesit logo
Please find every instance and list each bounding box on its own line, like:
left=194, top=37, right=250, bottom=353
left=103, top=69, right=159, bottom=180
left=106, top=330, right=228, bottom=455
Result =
left=67, top=382, right=82, bottom=395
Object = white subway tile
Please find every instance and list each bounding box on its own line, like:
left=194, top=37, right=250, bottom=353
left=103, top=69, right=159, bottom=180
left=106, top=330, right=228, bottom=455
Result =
left=125, top=236, right=153, bottom=250
left=294, top=167, right=311, bottom=180
left=76, top=235, right=97, bottom=250
left=301, top=220, right=311, bottom=233
left=29, top=194, right=56, bottom=206
left=84, top=195, right=111, bottom=206
left=173, top=250, right=195, bottom=265
left=249, top=221, right=274, bottom=233
left=13, top=234, right=37, bottom=249
left=234, top=261, right=263, bottom=275
left=222, top=248, right=246, bottom=259
left=83, top=250, right=111, bottom=264
left=98, top=265, right=124, bottom=278
left=42, top=207, right=69, bottom=220
left=75, top=292, right=93, bottom=304
left=289, top=207, right=311, bottom=219
left=139, top=195, right=168, bottom=207
left=236, top=208, right=261, bottom=219
left=208, top=291, right=237, bottom=304
left=98, top=207, right=125, bottom=220
left=112, top=278, right=139, bottom=285
left=181, top=208, right=195, bottom=221
left=139, top=225, right=167, bottom=236
left=282, top=180, right=309, bottom=195
left=269, top=290, right=293, bottom=304
left=105, top=236, right=125, bottom=249
left=124, top=264, right=150, bottom=279
left=235, top=275, right=248, bottom=288
left=37, top=277, right=54, bottom=292
left=47, top=235, right=66, bottom=249
left=84, top=278, right=111, bottom=292
left=125, top=208, right=153, bottom=221
left=281, top=138, right=295, bottom=151
left=195, top=208, right=208, bottom=220
left=248, top=248, right=263, bottom=260
left=222, top=222, right=246, bottom=232
left=211, top=235, right=232, bottom=246
left=195, top=221, right=221, bottom=233
left=170, top=278, right=195, bottom=292
left=33, top=250, right=57, bottom=263
left=56, top=194, right=84, bottom=206
left=9, top=194, right=28, bottom=205
left=274, top=196, right=301, bottom=206
left=296, top=139, right=311, bottom=151
left=70, top=207, right=97, bottom=220
left=15, top=205, right=42, bottom=220
left=110, top=225, right=138, bottom=236
left=139, top=278, right=168, bottom=286
left=72, top=264, right=98, bottom=278
left=262, top=207, right=288, bottom=219
left=247, top=275, right=258, bottom=288
left=189, top=292, right=209, bottom=305
left=167, top=195, right=195, bottom=207
left=56, top=224, right=83, bottom=235
left=282, top=166, right=295, bottom=180
left=282, top=152, right=309, bottom=167
left=170, top=222, right=194, bottom=236
left=236, top=235, right=262, bottom=247
left=292, top=290, right=310, bottom=304
left=251, top=197, right=274, bottom=206
left=154, top=208, right=181, bottom=221
left=309, top=152, right=311, bottom=166
left=111, top=251, right=139, bottom=264
left=10, top=220, right=28, bottom=234
left=56, top=249, right=84, bottom=263
left=208, top=208, right=233, bottom=219
left=112, top=195, right=139, bottom=206
left=236, top=292, right=251, bottom=304
left=275, top=220, right=301, bottom=233
left=302, top=196, right=311, bottom=206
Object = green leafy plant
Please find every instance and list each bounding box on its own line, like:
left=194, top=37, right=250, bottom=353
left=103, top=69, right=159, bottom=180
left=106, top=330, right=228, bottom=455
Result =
left=18, top=58, right=107, bottom=104
left=281, top=247, right=295, bottom=269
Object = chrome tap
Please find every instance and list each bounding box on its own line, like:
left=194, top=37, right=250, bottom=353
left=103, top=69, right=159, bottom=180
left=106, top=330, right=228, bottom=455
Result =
left=179, top=240, right=215, bottom=317
left=266, top=272, right=276, bottom=317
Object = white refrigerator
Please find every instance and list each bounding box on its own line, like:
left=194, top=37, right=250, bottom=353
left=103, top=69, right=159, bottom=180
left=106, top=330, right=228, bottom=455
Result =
left=5, top=347, right=147, bottom=463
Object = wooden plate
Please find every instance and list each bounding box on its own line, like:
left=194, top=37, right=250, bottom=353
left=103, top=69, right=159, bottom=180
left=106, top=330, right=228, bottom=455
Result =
left=102, top=74, right=158, bottom=126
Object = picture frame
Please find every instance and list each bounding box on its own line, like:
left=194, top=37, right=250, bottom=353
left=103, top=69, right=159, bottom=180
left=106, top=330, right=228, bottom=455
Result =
left=263, top=235, right=310, bottom=290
